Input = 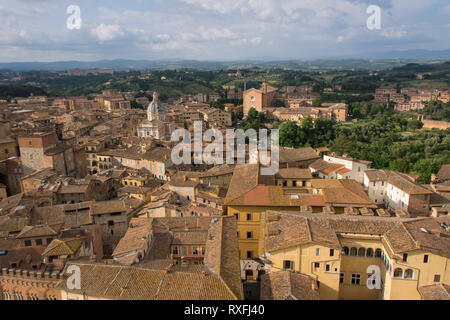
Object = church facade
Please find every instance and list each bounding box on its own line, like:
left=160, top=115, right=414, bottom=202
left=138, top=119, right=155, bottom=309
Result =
left=137, top=91, right=175, bottom=140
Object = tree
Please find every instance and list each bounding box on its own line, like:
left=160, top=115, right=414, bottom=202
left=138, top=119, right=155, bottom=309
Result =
left=312, top=97, right=323, bottom=108
left=247, top=107, right=259, bottom=120
left=279, top=121, right=305, bottom=148
left=412, top=158, right=441, bottom=184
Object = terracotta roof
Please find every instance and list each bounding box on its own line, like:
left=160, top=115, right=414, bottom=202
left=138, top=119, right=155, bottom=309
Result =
left=16, top=224, right=61, bottom=239
left=204, top=216, right=244, bottom=300
left=320, top=180, right=376, bottom=207
left=276, top=168, right=312, bottom=180
left=224, top=164, right=259, bottom=204
left=265, top=213, right=340, bottom=252
left=266, top=211, right=450, bottom=259
left=42, top=238, right=84, bottom=257
left=279, top=147, right=319, bottom=164
left=31, top=202, right=92, bottom=228
left=0, top=246, right=46, bottom=270
left=172, top=231, right=208, bottom=245
left=364, top=169, right=388, bottom=182
left=112, top=220, right=152, bottom=257
left=436, top=165, right=450, bottom=182
left=387, top=171, right=432, bottom=195
left=419, top=284, right=450, bottom=300
left=260, top=271, right=320, bottom=300
left=226, top=185, right=302, bottom=207
left=61, top=262, right=239, bottom=300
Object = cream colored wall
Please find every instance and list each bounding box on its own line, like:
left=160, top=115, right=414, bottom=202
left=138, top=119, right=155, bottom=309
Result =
left=339, top=237, right=383, bottom=300
left=227, top=205, right=299, bottom=259
left=268, top=243, right=341, bottom=300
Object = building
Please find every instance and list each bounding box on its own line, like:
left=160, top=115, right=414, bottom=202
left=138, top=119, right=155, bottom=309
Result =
left=243, top=82, right=277, bottom=116
left=260, top=271, right=320, bottom=300
left=137, top=92, right=175, bottom=140
left=319, top=154, right=372, bottom=184
left=395, top=102, right=426, bottom=112
left=18, top=132, right=76, bottom=176
left=261, top=211, right=450, bottom=300
left=60, top=216, right=243, bottom=300
left=0, top=137, right=18, bottom=161
left=364, top=170, right=433, bottom=216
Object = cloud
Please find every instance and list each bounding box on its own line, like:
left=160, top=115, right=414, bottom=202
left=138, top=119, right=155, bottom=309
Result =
left=0, top=0, right=448, bottom=61
left=91, top=24, right=124, bottom=41
left=381, top=28, right=407, bottom=39
left=250, top=37, right=262, bottom=45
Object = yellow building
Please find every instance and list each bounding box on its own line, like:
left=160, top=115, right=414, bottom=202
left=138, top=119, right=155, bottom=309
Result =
left=225, top=164, right=306, bottom=260
left=261, top=211, right=450, bottom=300
left=119, top=172, right=155, bottom=202
left=0, top=138, right=17, bottom=161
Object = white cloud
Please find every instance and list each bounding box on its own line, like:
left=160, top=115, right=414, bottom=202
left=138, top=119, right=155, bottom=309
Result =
left=381, top=28, right=407, bottom=39
left=250, top=37, right=262, bottom=45
left=91, top=24, right=124, bottom=41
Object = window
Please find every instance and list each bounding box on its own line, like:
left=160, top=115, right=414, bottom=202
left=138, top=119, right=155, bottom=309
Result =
left=402, top=253, right=408, bottom=262
left=351, top=273, right=361, bottom=285
left=316, top=248, right=320, bottom=256
left=24, top=240, right=32, bottom=247
left=404, top=269, right=414, bottom=280
left=340, top=273, right=344, bottom=284
left=14, top=293, right=23, bottom=300
left=247, top=232, right=253, bottom=239
left=314, top=262, right=320, bottom=270
left=172, top=246, right=179, bottom=255
left=108, top=221, right=114, bottom=226
left=393, top=268, right=403, bottom=278
left=35, top=239, right=43, bottom=246
left=283, top=260, right=293, bottom=270
left=3, top=292, right=11, bottom=300
left=245, top=270, right=253, bottom=278
left=375, top=249, right=382, bottom=257
left=247, top=251, right=253, bottom=259
left=342, top=247, right=349, bottom=256
left=366, top=248, right=374, bottom=257
left=434, top=274, right=441, bottom=283
left=330, top=249, right=334, bottom=257
left=358, top=248, right=366, bottom=257
left=182, top=247, right=187, bottom=256
left=246, top=213, right=252, bottom=221
left=234, top=213, right=239, bottom=220
left=423, top=255, right=429, bottom=263
left=46, top=238, right=53, bottom=244
left=193, top=247, right=199, bottom=255
left=350, top=247, right=357, bottom=256
left=325, top=264, right=330, bottom=272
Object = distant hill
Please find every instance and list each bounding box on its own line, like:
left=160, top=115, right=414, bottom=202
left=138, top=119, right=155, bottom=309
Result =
left=0, top=52, right=449, bottom=72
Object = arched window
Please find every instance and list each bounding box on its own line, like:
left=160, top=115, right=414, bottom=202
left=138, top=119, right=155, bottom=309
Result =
left=404, top=269, right=414, bottom=279
left=342, top=247, right=349, bottom=256
left=366, top=248, right=374, bottom=257
left=375, top=249, right=382, bottom=257
left=358, top=248, right=366, bottom=257
left=14, top=293, right=23, bottom=300
left=350, top=247, right=357, bottom=256
left=3, top=292, right=11, bottom=300
left=394, top=268, right=403, bottom=278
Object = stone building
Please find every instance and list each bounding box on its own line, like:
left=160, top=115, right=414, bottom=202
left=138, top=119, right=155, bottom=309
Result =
left=243, top=82, right=277, bottom=116
left=137, top=91, right=176, bottom=141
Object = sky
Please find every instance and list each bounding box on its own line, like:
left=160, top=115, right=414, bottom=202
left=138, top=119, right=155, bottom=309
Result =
left=0, top=0, right=449, bottom=62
